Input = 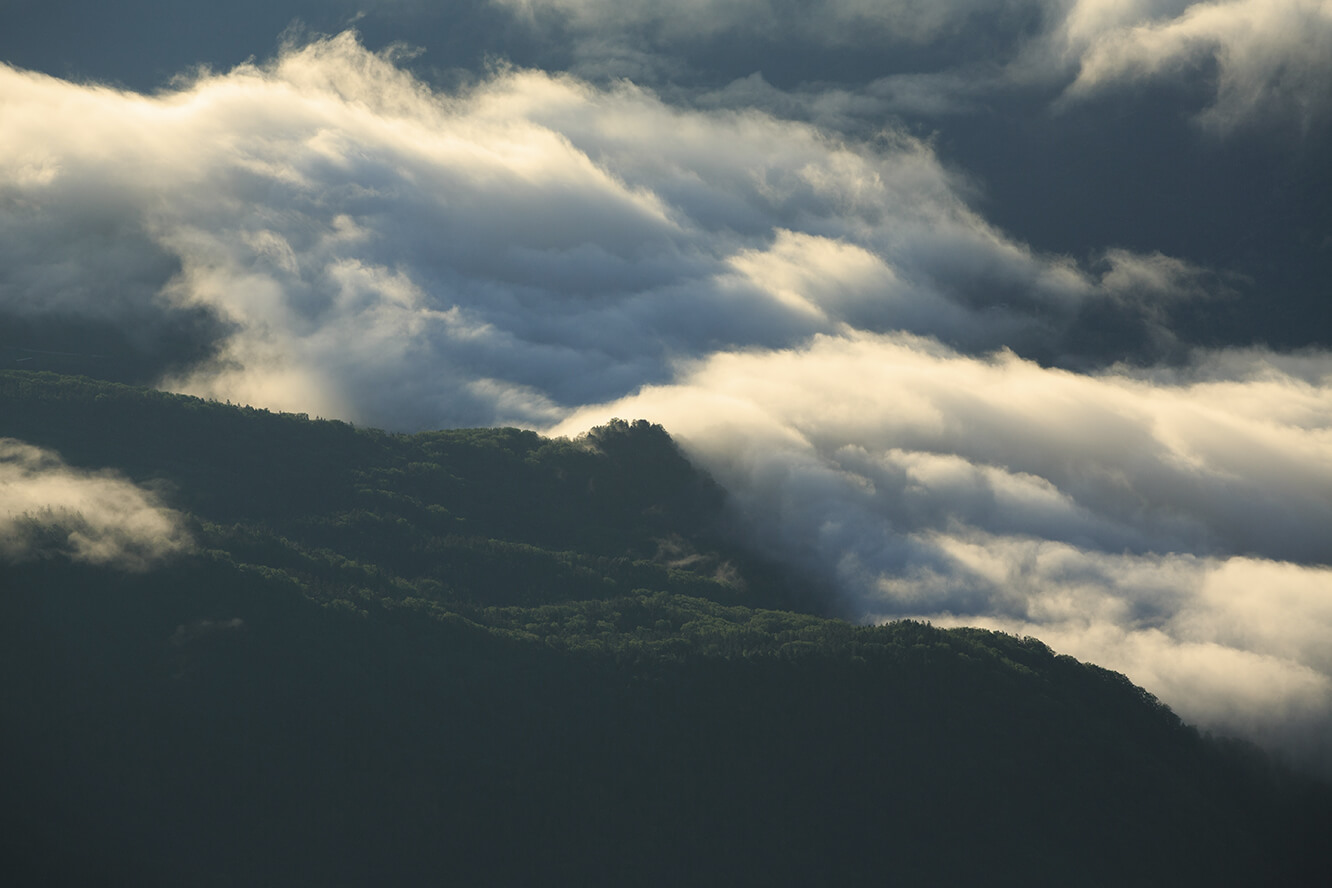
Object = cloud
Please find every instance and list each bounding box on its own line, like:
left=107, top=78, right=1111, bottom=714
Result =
left=489, top=0, right=1332, bottom=131
left=495, top=0, right=1026, bottom=45
left=1056, top=0, right=1332, bottom=132
left=923, top=553, right=1332, bottom=768
left=0, top=439, right=192, bottom=569
left=3, top=32, right=1330, bottom=768
left=553, top=333, right=1332, bottom=573
left=1, top=34, right=1214, bottom=427
left=549, top=334, right=1332, bottom=770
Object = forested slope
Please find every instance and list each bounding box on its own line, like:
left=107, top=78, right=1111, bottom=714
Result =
left=0, top=370, right=819, bottom=613
left=2, top=370, right=1329, bottom=886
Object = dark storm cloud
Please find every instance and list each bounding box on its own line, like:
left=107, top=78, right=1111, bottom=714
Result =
left=0, top=156, right=231, bottom=383
left=487, top=0, right=1332, bottom=357
left=12, top=1, right=1323, bottom=132
left=495, top=0, right=1332, bottom=132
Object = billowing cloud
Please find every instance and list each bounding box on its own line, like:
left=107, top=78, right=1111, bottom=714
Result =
left=2, top=33, right=1329, bottom=769
left=551, top=334, right=1332, bottom=770
left=554, top=333, right=1332, bottom=578
left=0, top=33, right=1205, bottom=427
left=0, top=439, right=192, bottom=569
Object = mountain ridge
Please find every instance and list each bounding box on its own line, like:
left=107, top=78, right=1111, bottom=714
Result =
left=2, top=369, right=1329, bottom=885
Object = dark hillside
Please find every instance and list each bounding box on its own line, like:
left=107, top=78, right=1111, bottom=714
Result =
left=2, top=370, right=1329, bottom=886
left=0, top=370, right=817, bottom=613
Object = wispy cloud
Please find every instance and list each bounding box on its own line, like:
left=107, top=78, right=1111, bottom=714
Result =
left=0, top=439, right=192, bottom=569
left=1056, top=0, right=1332, bottom=132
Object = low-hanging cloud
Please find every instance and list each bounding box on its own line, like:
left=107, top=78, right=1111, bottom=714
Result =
left=926, top=553, right=1332, bottom=769
left=551, top=334, right=1332, bottom=770
left=3, top=33, right=1330, bottom=769
left=0, top=439, right=192, bottom=569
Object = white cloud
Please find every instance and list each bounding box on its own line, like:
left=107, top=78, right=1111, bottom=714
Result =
left=553, top=332, right=1332, bottom=573
left=550, top=334, right=1332, bottom=769
left=0, top=439, right=192, bottom=569
left=1, top=34, right=1195, bottom=427
left=919, top=551, right=1332, bottom=768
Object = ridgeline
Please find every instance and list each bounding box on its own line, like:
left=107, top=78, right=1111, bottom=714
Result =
left=2, top=370, right=1328, bottom=886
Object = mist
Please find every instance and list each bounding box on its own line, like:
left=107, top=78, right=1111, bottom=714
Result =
left=0, top=439, right=192, bottom=569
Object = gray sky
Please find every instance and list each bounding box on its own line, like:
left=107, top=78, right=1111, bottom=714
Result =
left=3, top=0, right=1331, bottom=770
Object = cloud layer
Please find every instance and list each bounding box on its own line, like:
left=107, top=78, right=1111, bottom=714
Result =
left=0, top=439, right=191, bottom=569
left=2, top=33, right=1330, bottom=769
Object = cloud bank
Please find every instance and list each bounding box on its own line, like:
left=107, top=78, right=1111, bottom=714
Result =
left=0, top=439, right=192, bottom=569
left=551, top=335, right=1332, bottom=765
left=2, top=33, right=1330, bottom=769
